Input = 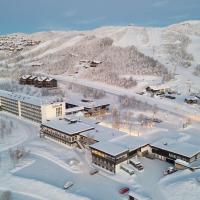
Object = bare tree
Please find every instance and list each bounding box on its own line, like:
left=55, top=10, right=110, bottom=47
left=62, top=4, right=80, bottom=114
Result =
left=112, top=106, right=121, bottom=130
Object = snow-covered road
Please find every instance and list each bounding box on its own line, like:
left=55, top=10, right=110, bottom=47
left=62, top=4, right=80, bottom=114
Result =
left=56, top=75, right=200, bottom=120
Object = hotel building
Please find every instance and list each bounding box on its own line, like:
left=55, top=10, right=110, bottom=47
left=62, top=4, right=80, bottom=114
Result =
left=0, top=90, right=65, bottom=123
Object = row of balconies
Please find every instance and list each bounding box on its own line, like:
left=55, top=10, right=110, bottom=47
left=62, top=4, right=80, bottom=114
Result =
left=1, top=105, right=18, bottom=111
left=41, top=128, right=78, bottom=143
left=21, top=114, right=41, bottom=123
left=21, top=105, right=41, bottom=112
left=21, top=112, right=41, bottom=120
left=21, top=103, right=41, bottom=110
left=1, top=98, right=18, bottom=104
left=1, top=101, right=18, bottom=107
left=1, top=104, right=18, bottom=109
left=21, top=109, right=41, bottom=116
left=2, top=107, right=19, bottom=115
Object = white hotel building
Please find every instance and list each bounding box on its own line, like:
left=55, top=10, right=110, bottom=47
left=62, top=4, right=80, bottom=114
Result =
left=0, top=90, right=65, bottom=123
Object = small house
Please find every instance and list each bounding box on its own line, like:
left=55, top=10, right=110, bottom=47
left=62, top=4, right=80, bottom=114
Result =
left=45, top=78, right=57, bottom=88
left=27, top=76, right=37, bottom=85
left=90, top=61, right=102, bottom=68
left=34, top=77, right=47, bottom=88
left=19, top=75, right=32, bottom=85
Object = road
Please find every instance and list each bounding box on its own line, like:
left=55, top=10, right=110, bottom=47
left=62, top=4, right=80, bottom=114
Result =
left=56, top=75, right=200, bottom=120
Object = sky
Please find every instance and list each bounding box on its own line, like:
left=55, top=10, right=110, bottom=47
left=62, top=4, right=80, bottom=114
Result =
left=0, top=0, right=200, bottom=34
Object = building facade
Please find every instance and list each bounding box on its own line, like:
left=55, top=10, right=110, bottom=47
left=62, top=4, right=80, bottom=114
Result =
left=0, top=96, right=19, bottom=115
left=20, top=101, right=42, bottom=123
left=89, top=140, right=132, bottom=173
left=19, top=75, right=32, bottom=85
left=40, top=119, right=95, bottom=147
left=40, top=124, right=80, bottom=147
left=0, top=90, right=65, bottom=123
left=19, top=75, right=57, bottom=88
left=45, top=78, right=57, bottom=88
left=149, top=139, right=200, bottom=164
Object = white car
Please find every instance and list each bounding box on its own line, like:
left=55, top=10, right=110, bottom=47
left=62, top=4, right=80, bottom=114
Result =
left=89, top=168, right=99, bottom=175
left=64, top=181, right=74, bottom=189
left=129, top=158, right=144, bottom=171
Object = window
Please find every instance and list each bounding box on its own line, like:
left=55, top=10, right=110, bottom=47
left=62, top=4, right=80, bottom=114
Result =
left=56, top=107, right=62, bottom=117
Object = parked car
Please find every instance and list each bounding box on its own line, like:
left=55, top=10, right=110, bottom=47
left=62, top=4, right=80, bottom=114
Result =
left=184, top=98, right=198, bottom=104
left=163, top=166, right=177, bottom=176
left=120, top=164, right=135, bottom=175
left=119, top=187, right=129, bottom=194
left=129, top=158, right=144, bottom=171
left=165, top=95, right=176, bottom=99
left=137, top=92, right=144, bottom=95
left=64, top=181, right=74, bottom=189
left=152, top=118, right=162, bottom=123
left=89, top=168, right=99, bottom=175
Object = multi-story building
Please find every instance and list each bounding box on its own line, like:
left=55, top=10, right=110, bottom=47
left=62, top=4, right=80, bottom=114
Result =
left=40, top=119, right=95, bottom=147
left=90, top=135, right=148, bottom=173
left=0, top=90, right=65, bottom=123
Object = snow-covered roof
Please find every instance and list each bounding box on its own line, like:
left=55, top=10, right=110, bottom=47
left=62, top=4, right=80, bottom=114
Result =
left=0, top=90, right=60, bottom=106
left=46, top=77, right=55, bottom=82
left=151, top=138, right=200, bottom=158
left=42, top=119, right=95, bottom=135
left=28, top=76, right=37, bottom=80
left=175, top=159, right=189, bottom=167
left=66, top=98, right=110, bottom=109
left=21, top=75, right=32, bottom=79
left=148, top=85, right=170, bottom=91
left=90, top=141, right=128, bottom=156
left=76, top=116, right=100, bottom=126
left=37, top=77, right=48, bottom=81
left=80, top=125, right=126, bottom=142
left=91, top=60, right=102, bottom=64
left=64, top=116, right=100, bottom=126
left=111, top=135, right=148, bottom=151
left=65, top=106, right=84, bottom=114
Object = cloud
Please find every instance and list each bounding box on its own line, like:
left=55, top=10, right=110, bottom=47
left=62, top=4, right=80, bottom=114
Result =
left=152, top=0, right=169, bottom=8
left=76, top=16, right=106, bottom=25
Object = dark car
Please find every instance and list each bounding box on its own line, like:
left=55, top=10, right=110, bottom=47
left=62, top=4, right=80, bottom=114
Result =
left=163, top=167, right=177, bottom=176
left=165, top=95, right=176, bottom=99
left=184, top=98, right=198, bottom=104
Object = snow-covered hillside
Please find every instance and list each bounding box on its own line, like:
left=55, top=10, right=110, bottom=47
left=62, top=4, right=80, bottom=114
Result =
left=0, top=20, right=200, bottom=90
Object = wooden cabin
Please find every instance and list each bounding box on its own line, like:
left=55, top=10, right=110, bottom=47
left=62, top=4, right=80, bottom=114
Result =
left=27, top=76, right=37, bottom=85
left=19, top=75, right=32, bottom=85
left=34, top=77, right=47, bottom=88
left=45, top=78, right=57, bottom=88
left=90, top=61, right=102, bottom=68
